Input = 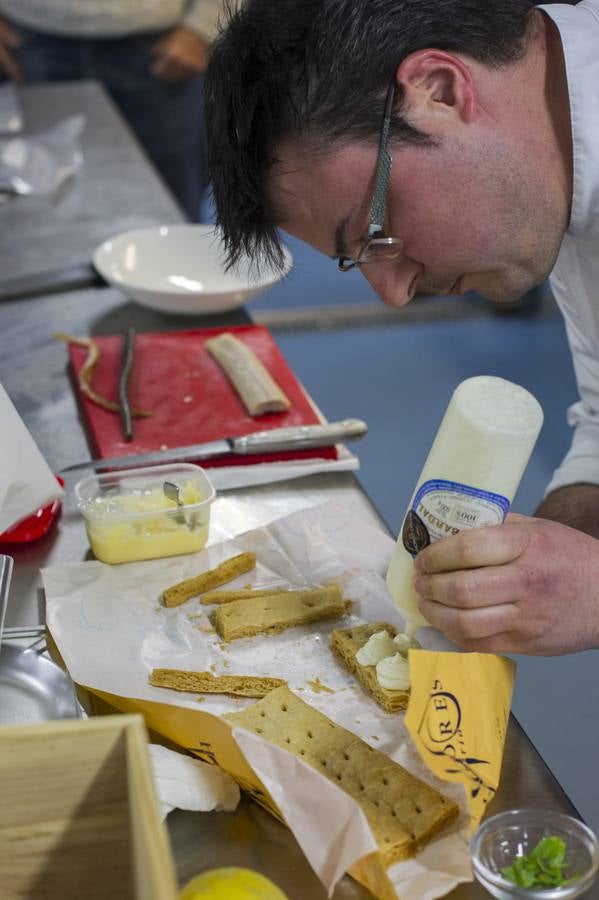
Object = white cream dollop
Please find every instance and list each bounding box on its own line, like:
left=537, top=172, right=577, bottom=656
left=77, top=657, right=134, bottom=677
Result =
left=393, top=632, right=421, bottom=657
left=356, top=630, right=397, bottom=666
left=375, top=653, right=411, bottom=691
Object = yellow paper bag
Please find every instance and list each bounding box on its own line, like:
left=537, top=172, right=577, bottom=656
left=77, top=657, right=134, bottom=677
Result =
left=404, top=650, right=516, bottom=830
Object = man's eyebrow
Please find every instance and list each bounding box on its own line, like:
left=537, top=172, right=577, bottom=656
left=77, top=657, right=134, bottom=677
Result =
left=333, top=211, right=354, bottom=259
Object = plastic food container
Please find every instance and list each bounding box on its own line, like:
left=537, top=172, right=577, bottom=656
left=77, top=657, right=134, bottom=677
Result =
left=75, top=463, right=216, bottom=564
left=471, top=808, right=599, bottom=899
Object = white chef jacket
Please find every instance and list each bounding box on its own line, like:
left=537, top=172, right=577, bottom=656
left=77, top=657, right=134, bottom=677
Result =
left=539, top=1, right=599, bottom=494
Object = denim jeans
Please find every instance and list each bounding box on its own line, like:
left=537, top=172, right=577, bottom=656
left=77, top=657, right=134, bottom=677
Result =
left=13, top=24, right=206, bottom=219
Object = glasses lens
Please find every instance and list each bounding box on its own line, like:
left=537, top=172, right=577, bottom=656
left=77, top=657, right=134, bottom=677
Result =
left=362, top=237, right=403, bottom=263
left=338, top=237, right=403, bottom=271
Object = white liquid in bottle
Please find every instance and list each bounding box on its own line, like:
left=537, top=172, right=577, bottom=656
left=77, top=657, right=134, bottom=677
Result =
left=387, top=376, right=544, bottom=632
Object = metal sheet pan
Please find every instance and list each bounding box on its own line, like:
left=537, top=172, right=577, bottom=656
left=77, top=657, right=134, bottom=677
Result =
left=0, top=644, right=80, bottom=725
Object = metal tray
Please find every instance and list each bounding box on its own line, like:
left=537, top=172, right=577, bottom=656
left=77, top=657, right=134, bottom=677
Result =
left=0, top=644, right=80, bottom=725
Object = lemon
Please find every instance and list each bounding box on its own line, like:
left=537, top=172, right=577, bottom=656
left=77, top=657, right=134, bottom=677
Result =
left=179, top=867, right=289, bottom=900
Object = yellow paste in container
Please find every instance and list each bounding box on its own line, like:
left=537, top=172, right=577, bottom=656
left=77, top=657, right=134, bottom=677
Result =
left=83, top=481, right=210, bottom=564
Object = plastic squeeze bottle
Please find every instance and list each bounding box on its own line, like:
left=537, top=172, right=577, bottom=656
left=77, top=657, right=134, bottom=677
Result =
left=387, top=375, right=544, bottom=633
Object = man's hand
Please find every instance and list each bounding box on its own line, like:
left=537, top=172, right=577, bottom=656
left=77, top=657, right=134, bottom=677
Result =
left=0, top=18, right=22, bottom=81
left=150, top=27, right=210, bottom=81
left=413, top=513, right=599, bottom=655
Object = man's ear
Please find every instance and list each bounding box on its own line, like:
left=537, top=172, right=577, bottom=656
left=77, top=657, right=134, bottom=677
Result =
left=396, top=50, right=477, bottom=134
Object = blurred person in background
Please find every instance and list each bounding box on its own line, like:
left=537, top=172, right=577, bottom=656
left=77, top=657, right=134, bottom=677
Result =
left=0, top=0, right=227, bottom=218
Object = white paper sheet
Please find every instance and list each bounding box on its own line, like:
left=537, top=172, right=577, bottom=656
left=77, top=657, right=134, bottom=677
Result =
left=42, top=500, right=471, bottom=899
left=208, top=444, right=359, bottom=491
left=0, top=382, right=63, bottom=532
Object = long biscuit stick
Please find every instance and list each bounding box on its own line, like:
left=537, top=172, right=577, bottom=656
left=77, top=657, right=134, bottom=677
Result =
left=150, top=668, right=285, bottom=698
left=162, top=552, right=256, bottom=607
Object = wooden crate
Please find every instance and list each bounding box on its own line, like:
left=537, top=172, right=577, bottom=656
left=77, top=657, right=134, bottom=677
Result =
left=0, top=714, right=178, bottom=900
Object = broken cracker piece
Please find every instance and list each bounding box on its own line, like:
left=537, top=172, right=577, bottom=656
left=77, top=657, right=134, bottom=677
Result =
left=150, top=668, right=285, bottom=698
left=307, top=678, right=335, bottom=694
left=331, top=622, right=410, bottom=713
left=163, top=552, right=256, bottom=607
left=213, top=584, right=350, bottom=641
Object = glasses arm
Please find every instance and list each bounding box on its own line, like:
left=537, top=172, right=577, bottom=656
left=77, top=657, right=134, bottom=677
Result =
left=368, top=81, right=395, bottom=237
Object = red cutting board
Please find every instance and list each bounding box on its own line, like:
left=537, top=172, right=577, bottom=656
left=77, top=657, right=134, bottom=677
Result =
left=67, top=325, right=337, bottom=466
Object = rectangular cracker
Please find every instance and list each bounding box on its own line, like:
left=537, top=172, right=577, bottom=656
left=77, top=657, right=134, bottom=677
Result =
left=331, top=622, right=410, bottom=713
left=163, top=552, right=256, bottom=607
left=205, top=332, right=291, bottom=416
left=149, top=668, right=285, bottom=698
left=200, top=587, right=286, bottom=605
left=225, top=686, right=459, bottom=866
left=213, top=585, right=350, bottom=641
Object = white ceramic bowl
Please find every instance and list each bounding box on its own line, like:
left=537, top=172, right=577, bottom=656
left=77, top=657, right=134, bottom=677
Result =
left=93, top=224, right=293, bottom=315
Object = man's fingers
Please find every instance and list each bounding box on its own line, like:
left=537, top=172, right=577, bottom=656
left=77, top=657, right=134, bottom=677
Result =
left=414, top=563, right=525, bottom=609
left=415, top=522, right=531, bottom=574
left=418, top=597, right=520, bottom=643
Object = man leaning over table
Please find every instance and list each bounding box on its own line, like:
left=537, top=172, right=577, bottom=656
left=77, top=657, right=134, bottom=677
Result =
left=204, top=0, right=599, bottom=657
left=0, top=0, right=228, bottom=219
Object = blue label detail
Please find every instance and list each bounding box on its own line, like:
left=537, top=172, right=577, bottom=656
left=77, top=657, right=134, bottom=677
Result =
left=402, top=478, right=511, bottom=557
left=413, top=479, right=510, bottom=516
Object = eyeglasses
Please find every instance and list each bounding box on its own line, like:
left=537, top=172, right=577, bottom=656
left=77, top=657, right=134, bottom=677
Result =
left=338, top=80, right=404, bottom=272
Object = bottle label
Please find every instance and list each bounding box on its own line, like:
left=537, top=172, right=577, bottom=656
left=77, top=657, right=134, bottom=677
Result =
left=402, top=478, right=510, bottom=557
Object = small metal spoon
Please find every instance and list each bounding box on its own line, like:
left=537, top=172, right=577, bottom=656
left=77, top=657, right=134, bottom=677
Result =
left=163, top=481, right=187, bottom=526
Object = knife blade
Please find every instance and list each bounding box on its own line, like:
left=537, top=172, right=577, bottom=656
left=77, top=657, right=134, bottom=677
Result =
left=59, top=418, right=368, bottom=474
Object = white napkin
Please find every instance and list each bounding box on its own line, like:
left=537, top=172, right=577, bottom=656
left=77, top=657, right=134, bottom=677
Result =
left=148, top=743, right=240, bottom=820
left=0, top=383, right=63, bottom=532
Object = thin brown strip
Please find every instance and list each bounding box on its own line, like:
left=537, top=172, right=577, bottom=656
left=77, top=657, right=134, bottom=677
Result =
left=162, top=552, right=257, bottom=607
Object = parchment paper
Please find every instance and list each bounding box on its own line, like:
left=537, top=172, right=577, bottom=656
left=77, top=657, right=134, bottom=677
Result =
left=42, top=500, right=472, bottom=898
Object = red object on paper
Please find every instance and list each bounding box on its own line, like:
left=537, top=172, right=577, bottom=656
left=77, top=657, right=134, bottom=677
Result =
left=0, top=476, right=64, bottom=545
left=67, top=325, right=337, bottom=466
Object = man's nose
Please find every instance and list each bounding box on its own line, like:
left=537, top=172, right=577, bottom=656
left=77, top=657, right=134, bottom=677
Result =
left=361, top=257, right=423, bottom=308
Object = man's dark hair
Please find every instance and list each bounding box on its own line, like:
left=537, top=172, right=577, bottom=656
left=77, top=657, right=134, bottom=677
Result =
left=205, top=0, right=536, bottom=272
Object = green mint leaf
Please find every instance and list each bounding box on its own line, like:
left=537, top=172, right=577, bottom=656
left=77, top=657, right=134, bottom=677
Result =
left=532, top=836, right=566, bottom=869
left=501, top=835, right=570, bottom=889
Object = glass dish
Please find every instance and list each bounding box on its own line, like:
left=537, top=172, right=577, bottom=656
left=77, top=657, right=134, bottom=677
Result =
left=471, top=808, right=599, bottom=899
left=75, top=463, right=216, bottom=564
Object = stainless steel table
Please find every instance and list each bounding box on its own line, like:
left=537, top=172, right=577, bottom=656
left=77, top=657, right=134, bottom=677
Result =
left=0, top=81, right=580, bottom=900
left=0, top=281, right=580, bottom=899
left=0, top=81, right=183, bottom=300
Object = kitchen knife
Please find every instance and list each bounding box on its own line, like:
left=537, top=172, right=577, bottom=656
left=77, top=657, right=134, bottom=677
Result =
left=59, top=418, right=368, bottom=474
